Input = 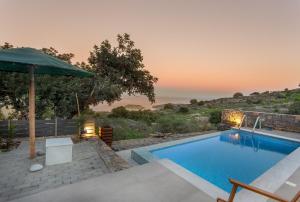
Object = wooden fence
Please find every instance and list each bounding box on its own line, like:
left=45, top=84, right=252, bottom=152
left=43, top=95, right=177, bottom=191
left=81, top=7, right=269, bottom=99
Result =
left=0, top=119, right=78, bottom=138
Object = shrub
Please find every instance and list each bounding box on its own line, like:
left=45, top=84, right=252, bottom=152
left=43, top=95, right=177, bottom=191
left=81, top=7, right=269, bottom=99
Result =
left=109, top=106, right=128, bottom=118
left=96, top=118, right=151, bottom=141
left=276, top=93, right=286, bottom=99
left=190, top=99, right=198, bottom=105
left=155, top=116, right=199, bottom=133
left=109, top=106, right=157, bottom=124
left=246, top=98, right=262, bottom=104
left=209, top=110, right=222, bottom=124
left=262, top=91, right=270, bottom=95
left=178, top=107, right=189, bottom=113
left=127, top=110, right=158, bottom=124
left=198, top=100, right=205, bottom=106
left=0, top=111, right=4, bottom=120
left=288, top=101, right=300, bottom=115
left=250, top=92, right=260, bottom=96
left=233, top=92, right=243, bottom=98
left=164, top=103, right=174, bottom=110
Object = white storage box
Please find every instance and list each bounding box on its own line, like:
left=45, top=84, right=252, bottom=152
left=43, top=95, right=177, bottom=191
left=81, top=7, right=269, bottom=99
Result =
left=46, top=138, right=73, bottom=166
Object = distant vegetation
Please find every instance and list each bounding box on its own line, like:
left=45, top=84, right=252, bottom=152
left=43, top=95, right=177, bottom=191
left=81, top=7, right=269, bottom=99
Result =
left=190, top=99, right=198, bottom=105
left=233, top=92, right=244, bottom=98
left=92, top=87, right=300, bottom=141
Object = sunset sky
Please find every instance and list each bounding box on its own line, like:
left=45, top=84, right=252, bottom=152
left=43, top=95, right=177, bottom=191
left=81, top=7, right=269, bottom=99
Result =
left=1, top=0, right=300, bottom=98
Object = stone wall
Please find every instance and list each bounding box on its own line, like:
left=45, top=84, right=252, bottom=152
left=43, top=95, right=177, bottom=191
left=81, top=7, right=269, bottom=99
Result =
left=222, top=109, right=300, bottom=133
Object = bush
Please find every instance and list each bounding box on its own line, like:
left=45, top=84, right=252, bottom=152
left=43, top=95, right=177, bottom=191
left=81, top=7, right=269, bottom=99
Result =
left=233, top=92, right=243, bottom=98
left=246, top=98, right=262, bottom=104
left=276, top=93, right=286, bottom=99
left=155, top=116, right=199, bottom=133
left=209, top=110, right=222, bottom=124
left=109, top=106, right=128, bottom=118
left=127, top=110, right=158, bottom=124
left=0, top=111, right=4, bottom=120
left=198, top=100, right=205, bottom=106
left=250, top=92, right=260, bottom=96
left=190, top=99, right=198, bottom=105
left=288, top=101, right=300, bottom=115
left=109, top=106, right=157, bottom=124
left=164, top=103, right=174, bottom=110
left=178, top=107, right=189, bottom=113
left=96, top=118, right=151, bottom=141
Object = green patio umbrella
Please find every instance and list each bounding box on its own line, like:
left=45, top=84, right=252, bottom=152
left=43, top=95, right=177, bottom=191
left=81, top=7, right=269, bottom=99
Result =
left=0, top=48, right=93, bottom=159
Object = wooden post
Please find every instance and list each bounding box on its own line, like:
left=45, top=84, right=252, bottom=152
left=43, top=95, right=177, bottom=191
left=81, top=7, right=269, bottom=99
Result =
left=75, top=93, right=80, bottom=116
left=29, top=66, right=35, bottom=159
left=55, top=117, right=58, bottom=137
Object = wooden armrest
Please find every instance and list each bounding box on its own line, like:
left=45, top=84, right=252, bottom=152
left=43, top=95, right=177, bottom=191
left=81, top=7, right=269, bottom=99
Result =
left=217, top=179, right=299, bottom=202
left=229, top=179, right=288, bottom=202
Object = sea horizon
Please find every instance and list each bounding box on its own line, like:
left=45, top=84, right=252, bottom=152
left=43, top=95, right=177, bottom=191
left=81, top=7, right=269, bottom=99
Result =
left=91, top=93, right=231, bottom=112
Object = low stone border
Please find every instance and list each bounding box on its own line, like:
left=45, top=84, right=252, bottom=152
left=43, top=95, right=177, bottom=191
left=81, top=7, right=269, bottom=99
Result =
left=94, top=139, right=131, bottom=172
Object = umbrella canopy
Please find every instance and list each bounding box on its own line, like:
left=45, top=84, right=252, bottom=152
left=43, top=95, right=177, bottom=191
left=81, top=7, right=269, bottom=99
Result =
left=0, top=47, right=93, bottom=159
left=0, top=47, right=93, bottom=77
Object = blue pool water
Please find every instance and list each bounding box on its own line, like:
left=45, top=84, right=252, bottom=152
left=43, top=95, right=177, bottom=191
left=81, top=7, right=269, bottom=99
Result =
left=151, top=130, right=300, bottom=193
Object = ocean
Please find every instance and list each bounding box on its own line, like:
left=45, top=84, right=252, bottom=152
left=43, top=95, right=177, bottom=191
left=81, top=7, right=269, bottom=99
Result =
left=90, top=94, right=225, bottom=112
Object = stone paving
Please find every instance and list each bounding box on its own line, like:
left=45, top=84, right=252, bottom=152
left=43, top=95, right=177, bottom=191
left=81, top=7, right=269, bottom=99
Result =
left=0, top=138, right=111, bottom=202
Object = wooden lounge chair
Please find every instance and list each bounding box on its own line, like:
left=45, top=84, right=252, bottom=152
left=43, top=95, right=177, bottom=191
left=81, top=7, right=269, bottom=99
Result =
left=217, top=179, right=300, bottom=202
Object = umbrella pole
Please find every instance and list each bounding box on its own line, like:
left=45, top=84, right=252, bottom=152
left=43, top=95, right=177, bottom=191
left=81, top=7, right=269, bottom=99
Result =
left=29, top=66, right=35, bottom=159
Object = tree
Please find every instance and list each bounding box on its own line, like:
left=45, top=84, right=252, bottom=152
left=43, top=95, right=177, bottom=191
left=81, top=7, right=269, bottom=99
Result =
left=233, top=92, right=243, bottom=98
left=87, top=33, right=158, bottom=104
left=0, top=34, right=158, bottom=119
left=190, top=99, right=197, bottom=105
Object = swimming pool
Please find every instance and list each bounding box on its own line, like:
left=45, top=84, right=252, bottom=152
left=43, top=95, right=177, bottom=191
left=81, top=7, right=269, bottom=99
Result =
left=148, top=130, right=300, bottom=193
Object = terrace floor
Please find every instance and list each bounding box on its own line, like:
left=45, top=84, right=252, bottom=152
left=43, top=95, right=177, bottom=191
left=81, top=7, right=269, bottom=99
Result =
left=2, top=129, right=300, bottom=202
left=9, top=161, right=214, bottom=202
left=0, top=137, right=129, bottom=202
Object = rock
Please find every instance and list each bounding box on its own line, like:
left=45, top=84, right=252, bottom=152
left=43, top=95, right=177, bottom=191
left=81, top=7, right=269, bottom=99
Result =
left=217, top=123, right=231, bottom=131
left=36, top=151, right=45, bottom=156
left=29, top=164, right=43, bottom=172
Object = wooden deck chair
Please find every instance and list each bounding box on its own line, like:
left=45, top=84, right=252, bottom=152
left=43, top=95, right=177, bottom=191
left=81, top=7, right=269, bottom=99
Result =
left=217, top=179, right=300, bottom=202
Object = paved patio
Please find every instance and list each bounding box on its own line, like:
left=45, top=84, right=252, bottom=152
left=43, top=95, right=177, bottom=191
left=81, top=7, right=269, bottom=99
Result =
left=9, top=161, right=214, bottom=202
left=0, top=138, right=127, bottom=202
left=2, top=129, right=300, bottom=202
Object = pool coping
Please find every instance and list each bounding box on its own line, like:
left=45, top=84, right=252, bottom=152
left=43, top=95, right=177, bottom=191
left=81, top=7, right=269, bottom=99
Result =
left=131, top=129, right=300, bottom=201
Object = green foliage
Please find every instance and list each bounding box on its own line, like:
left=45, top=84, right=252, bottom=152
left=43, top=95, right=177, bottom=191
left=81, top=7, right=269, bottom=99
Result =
left=275, top=93, right=286, bottom=99
left=109, top=106, right=128, bottom=118
left=75, top=114, right=88, bottom=131
left=109, top=106, right=157, bottom=124
left=290, top=92, right=300, bottom=102
left=190, top=99, right=198, bottom=105
left=250, top=92, right=260, bottom=96
left=155, top=116, right=200, bottom=134
left=7, top=120, right=16, bottom=145
left=88, top=33, right=158, bottom=104
left=288, top=101, right=300, bottom=115
left=96, top=118, right=150, bottom=141
left=233, top=92, right=243, bottom=98
left=246, top=98, right=262, bottom=104
left=178, top=107, right=189, bottom=113
left=209, top=110, right=222, bottom=124
left=0, top=110, right=4, bottom=120
left=164, top=103, right=174, bottom=110
left=0, top=35, right=158, bottom=119
left=198, top=100, right=205, bottom=106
